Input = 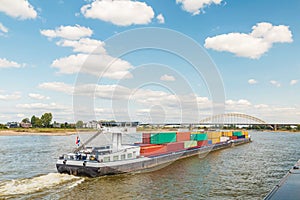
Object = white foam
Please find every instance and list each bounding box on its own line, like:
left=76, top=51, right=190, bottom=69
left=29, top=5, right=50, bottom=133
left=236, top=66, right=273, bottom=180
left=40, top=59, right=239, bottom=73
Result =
left=0, top=173, right=84, bottom=196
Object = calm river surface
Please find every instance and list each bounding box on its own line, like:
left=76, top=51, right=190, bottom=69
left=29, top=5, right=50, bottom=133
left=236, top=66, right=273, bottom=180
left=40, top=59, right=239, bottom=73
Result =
left=0, top=131, right=300, bottom=199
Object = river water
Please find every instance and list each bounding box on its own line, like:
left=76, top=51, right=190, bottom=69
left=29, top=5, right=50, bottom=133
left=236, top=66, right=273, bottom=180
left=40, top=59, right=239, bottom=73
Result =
left=0, top=131, right=299, bottom=199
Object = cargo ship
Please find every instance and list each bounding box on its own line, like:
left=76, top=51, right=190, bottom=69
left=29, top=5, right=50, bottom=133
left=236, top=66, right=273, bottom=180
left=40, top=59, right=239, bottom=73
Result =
left=56, top=128, right=251, bottom=177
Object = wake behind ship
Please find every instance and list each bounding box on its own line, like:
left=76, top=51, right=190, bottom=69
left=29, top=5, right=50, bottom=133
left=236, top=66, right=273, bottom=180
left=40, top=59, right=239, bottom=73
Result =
left=56, top=128, right=251, bottom=177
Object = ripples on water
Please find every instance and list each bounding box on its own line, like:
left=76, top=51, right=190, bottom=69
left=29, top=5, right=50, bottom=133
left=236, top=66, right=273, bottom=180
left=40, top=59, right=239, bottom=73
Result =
left=0, top=132, right=299, bottom=199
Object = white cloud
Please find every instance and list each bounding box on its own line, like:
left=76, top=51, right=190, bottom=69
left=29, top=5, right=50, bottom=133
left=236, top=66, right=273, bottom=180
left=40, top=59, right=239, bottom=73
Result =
left=160, top=74, right=175, bottom=81
left=290, top=79, right=298, bottom=86
left=40, top=25, right=93, bottom=40
left=254, top=104, right=269, bottom=109
left=248, top=79, right=258, bottom=84
left=81, top=0, right=155, bottom=26
left=204, top=22, right=293, bottom=59
left=270, top=80, right=281, bottom=87
left=0, top=58, right=21, bottom=68
left=16, top=102, right=68, bottom=110
left=156, top=14, right=165, bottom=24
left=42, top=26, right=133, bottom=80
left=176, top=0, right=222, bottom=15
left=56, top=38, right=106, bottom=54
left=0, top=0, right=37, bottom=19
left=51, top=53, right=133, bottom=79
left=0, top=92, right=21, bottom=101
left=38, top=82, right=74, bottom=94
left=0, top=23, right=8, bottom=33
left=226, top=99, right=251, bottom=108
left=28, top=93, right=50, bottom=100
left=17, top=113, right=25, bottom=118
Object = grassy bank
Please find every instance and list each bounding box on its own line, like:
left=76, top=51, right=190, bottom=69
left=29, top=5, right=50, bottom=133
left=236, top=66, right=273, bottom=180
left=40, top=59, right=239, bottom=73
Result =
left=0, top=128, right=96, bottom=133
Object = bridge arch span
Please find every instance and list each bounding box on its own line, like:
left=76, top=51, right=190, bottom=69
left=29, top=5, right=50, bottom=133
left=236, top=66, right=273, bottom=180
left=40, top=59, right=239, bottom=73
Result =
left=199, top=113, right=266, bottom=124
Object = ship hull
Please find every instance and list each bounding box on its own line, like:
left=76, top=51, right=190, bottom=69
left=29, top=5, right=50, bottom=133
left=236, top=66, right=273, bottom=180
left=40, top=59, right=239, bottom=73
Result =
left=56, top=138, right=251, bottom=177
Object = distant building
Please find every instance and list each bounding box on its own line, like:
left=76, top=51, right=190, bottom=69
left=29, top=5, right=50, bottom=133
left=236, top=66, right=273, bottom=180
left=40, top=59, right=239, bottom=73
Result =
left=84, top=120, right=101, bottom=129
left=53, top=122, right=61, bottom=128
left=6, top=122, right=19, bottom=128
left=20, top=122, right=32, bottom=128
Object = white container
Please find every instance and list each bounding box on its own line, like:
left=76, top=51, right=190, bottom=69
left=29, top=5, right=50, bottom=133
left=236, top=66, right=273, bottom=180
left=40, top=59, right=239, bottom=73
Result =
left=220, top=136, right=230, bottom=142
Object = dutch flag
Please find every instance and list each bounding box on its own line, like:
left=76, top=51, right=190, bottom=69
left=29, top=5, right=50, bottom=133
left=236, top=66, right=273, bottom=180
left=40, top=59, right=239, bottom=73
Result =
left=75, top=136, right=80, bottom=146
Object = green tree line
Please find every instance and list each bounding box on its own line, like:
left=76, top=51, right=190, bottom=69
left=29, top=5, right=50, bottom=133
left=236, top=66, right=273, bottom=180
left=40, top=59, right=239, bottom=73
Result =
left=21, top=113, right=53, bottom=128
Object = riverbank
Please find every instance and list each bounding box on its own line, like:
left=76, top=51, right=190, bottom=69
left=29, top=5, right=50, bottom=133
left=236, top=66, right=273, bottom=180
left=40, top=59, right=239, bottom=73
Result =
left=0, top=128, right=96, bottom=136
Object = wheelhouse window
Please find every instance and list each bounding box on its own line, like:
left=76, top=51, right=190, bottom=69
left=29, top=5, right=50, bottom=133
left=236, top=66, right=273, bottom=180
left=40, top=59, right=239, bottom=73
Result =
left=127, top=153, right=132, bottom=159
left=121, top=154, right=125, bottom=160
left=113, top=155, right=119, bottom=161
left=104, top=156, right=111, bottom=162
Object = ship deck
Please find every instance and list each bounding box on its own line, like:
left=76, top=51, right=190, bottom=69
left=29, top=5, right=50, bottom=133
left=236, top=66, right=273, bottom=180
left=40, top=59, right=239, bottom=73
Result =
left=264, top=159, right=300, bottom=200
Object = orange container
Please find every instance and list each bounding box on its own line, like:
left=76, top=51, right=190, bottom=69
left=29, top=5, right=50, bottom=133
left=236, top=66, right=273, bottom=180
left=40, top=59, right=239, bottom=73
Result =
left=140, top=144, right=167, bottom=156
left=176, top=132, right=191, bottom=142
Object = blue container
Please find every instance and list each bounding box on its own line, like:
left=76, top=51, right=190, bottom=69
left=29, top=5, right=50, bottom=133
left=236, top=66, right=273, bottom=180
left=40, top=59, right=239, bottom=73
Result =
left=207, top=140, right=212, bottom=145
left=237, top=135, right=245, bottom=139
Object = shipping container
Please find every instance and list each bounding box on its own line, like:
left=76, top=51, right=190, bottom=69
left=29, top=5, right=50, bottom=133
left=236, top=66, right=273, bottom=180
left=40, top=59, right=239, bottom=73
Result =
left=230, top=136, right=238, bottom=140
left=222, top=131, right=233, bottom=137
left=176, top=132, right=191, bottom=142
left=190, top=133, right=208, bottom=141
left=208, top=140, right=212, bottom=145
left=220, top=136, right=230, bottom=142
left=237, top=135, right=245, bottom=139
left=197, top=140, right=208, bottom=147
left=184, top=140, right=197, bottom=148
left=243, top=131, right=249, bottom=137
left=140, top=144, right=167, bottom=156
left=150, top=132, right=177, bottom=144
left=211, top=138, right=220, bottom=144
left=232, top=131, right=243, bottom=136
left=207, top=131, right=222, bottom=139
left=142, top=133, right=151, bottom=144
left=164, top=142, right=185, bottom=152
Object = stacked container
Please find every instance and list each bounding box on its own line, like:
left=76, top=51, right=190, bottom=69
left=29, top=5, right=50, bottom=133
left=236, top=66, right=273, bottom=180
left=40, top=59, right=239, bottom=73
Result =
left=184, top=140, right=197, bottom=148
left=243, top=131, right=249, bottom=138
left=176, top=132, right=191, bottom=142
left=150, top=132, right=177, bottom=144
left=142, top=133, right=151, bottom=144
left=165, top=142, right=185, bottom=152
left=220, top=136, right=230, bottom=142
left=190, top=133, right=208, bottom=141
left=207, top=131, right=222, bottom=144
left=139, top=144, right=167, bottom=157
left=140, top=130, right=249, bottom=157
left=232, top=131, right=243, bottom=137
left=222, top=131, right=233, bottom=137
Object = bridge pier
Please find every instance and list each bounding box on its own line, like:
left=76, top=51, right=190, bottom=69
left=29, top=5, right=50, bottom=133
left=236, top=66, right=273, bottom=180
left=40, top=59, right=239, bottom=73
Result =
left=274, top=124, right=277, bottom=131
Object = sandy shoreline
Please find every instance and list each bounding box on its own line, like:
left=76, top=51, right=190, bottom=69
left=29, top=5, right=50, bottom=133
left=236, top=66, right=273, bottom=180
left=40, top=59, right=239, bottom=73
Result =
left=0, top=130, right=96, bottom=136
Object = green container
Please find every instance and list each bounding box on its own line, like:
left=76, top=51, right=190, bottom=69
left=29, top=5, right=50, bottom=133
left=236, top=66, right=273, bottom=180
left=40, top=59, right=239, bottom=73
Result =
left=190, top=133, right=208, bottom=141
left=150, top=132, right=177, bottom=144
left=232, top=131, right=243, bottom=136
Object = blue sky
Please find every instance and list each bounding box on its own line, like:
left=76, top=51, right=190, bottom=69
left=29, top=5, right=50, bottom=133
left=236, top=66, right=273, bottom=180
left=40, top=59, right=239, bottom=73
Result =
left=0, top=0, right=299, bottom=123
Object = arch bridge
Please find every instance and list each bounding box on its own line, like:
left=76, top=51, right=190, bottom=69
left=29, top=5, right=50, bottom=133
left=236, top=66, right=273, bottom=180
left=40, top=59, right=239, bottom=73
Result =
left=199, top=113, right=266, bottom=125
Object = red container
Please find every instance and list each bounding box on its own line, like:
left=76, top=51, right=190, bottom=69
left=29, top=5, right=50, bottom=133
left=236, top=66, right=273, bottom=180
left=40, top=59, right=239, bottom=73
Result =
left=176, top=132, right=191, bottom=142
left=197, top=140, right=208, bottom=147
left=230, top=136, right=238, bottom=140
left=142, top=133, right=151, bottom=144
left=140, top=144, right=167, bottom=157
left=164, top=141, right=185, bottom=152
